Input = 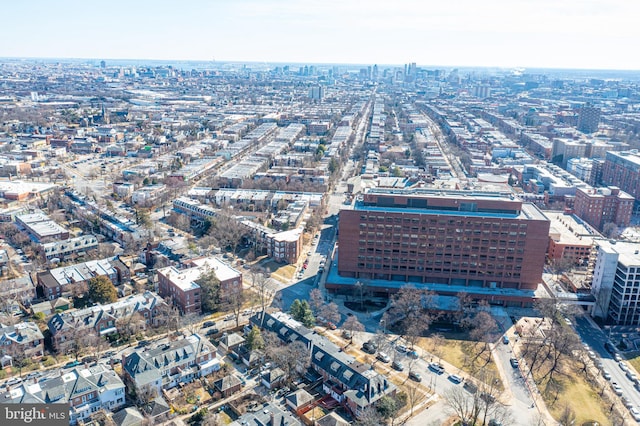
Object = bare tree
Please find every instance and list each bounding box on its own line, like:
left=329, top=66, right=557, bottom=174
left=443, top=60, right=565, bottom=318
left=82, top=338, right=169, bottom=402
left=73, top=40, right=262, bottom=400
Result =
left=116, top=312, right=146, bottom=342
left=319, top=302, right=341, bottom=326
left=251, top=267, right=272, bottom=322
left=224, top=287, right=245, bottom=329
left=429, top=333, right=445, bottom=364
left=84, top=330, right=110, bottom=360
left=354, top=406, right=384, bottom=426
left=309, top=288, right=324, bottom=317
left=342, top=315, right=365, bottom=342
left=136, top=384, right=158, bottom=409
left=405, top=383, right=422, bottom=418
left=264, top=338, right=309, bottom=386
left=385, top=286, right=436, bottom=345
left=468, top=310, right=498, bottom=366
left=444, top=385, right=480, bottom=425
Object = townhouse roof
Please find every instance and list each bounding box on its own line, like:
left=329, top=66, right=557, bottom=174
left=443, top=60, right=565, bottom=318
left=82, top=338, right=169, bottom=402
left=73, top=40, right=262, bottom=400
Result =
left=48, top=291, right=164, bottom=335
left=252, top=312, right=396, bottom=406
left=0, top=363, right=124, bottom=405
left=0, top=321, right=44, bottom=346
left=123, top=334, right=216, bottom=387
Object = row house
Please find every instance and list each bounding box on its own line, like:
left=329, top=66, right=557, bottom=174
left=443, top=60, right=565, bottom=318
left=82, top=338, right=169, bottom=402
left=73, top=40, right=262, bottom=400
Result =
left=251, top=312, right=396, bottom=418
left=122, top=333, right=220, bottom=394
left=36, top=256, right=130, bottom=301
left=48, top=291, right=165, bottom=353
left=41, top=234, right=99, bottom=262
left=0, top=363, right=125, bottom=425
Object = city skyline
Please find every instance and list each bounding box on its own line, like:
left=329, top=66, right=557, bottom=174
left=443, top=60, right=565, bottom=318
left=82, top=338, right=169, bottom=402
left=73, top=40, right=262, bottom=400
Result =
left=1, top=0, right=638, bottom=71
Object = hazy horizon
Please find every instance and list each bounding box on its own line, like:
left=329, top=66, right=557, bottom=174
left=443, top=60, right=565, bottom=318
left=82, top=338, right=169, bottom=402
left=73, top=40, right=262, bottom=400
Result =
left=1, top=0, right=638, bottom=71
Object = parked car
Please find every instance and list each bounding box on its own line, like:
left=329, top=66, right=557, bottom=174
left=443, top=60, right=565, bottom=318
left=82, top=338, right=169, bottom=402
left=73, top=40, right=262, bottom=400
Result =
left=428, top=363, right=445, bottom=374
left=510, top=358, right=519, bottom=368
left=64, top=360, right=81, bottom=369
left=392, top=360, right=404, bottom=371
left=612, top=382, right=623, bottom=395
left=502, top=335, right=509, bottom=345
left=376, top=352, right=390, bottom=363
left=395, top=344, right=408, bottom=353
left=448, top=374, right=463, bottom=384
left=409, top=371, right=422, bottom=382
left=203, top=321, right=216, bottom=328
left=630, top=407, right=640, bottom=421
left=615, top=353, right=623, bottom=362
left=362, top=341, right=377, bottom=354
left=603, top=370, right=612, bottom=380
left=408, top=350, right=419, bottom=359
left=619, top=361, right=629, bottom=372
left=206, top=328, right=220, bottom=336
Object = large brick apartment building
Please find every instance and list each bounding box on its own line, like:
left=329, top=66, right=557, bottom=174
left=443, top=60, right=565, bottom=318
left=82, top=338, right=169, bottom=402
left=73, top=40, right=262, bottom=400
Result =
left=157, top=256, right=242, bottom=315
left=602, top=150, right=640, bottom=201
left=572, top=186, right=634, bottom=231
left=336, top=188, right=550, bottom=303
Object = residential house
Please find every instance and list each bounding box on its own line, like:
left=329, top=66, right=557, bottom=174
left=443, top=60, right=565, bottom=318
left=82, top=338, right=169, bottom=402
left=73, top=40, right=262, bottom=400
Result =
left=48, top=292, right=165, bottom=353
left=315, top=412, right=351, bottom=426
left=285, top=388, right=314, bottom=413
left=218, top=332, right=245, bottom=355
left=0, top=321, right=45, bottom=364
left=230, top=402, right=301, bottom=426
left=122, top=333, right=219, bottom=395
left=239, top=346, right=264, bottom=369
left=260, top=367, right=285, bottom=390
left=0, top=275, right=36, bottom=306
left=111, top=407, right=144, bottom=426
left=0, top=363, right=126, bottom=425
left=213, top=374, right=242, bottom=398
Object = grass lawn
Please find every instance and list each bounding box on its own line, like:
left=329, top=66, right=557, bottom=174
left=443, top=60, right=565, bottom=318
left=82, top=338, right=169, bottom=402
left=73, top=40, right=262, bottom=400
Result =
left=261, top=261, right=296, bottom=282
left=217, top=411, right=233, bottom=425
left=531, top=360, right=610, bottom=426
left=628, top=355, right=640, bottom=374
left=416, top=336, right=503, bottom=390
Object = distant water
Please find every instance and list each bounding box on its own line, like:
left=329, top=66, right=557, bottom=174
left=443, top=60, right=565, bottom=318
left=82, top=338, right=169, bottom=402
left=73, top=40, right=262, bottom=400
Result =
left=2, top=57, right=640, bottom=80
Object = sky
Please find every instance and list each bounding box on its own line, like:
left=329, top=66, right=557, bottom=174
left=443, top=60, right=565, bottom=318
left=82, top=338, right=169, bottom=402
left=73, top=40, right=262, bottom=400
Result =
left=1, top=0, right=639, bottom=70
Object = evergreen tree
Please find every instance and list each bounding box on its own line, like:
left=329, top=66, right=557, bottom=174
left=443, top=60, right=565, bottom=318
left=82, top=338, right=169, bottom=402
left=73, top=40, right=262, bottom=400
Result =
left=88, top=276, right=118, bottom=304
left=246, top=326, right=265, bottom=350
